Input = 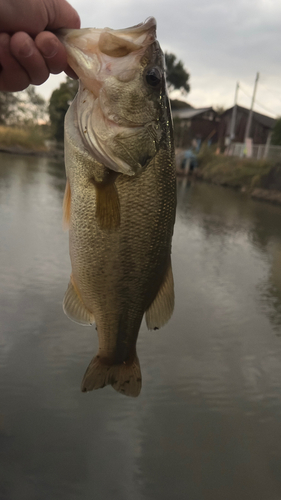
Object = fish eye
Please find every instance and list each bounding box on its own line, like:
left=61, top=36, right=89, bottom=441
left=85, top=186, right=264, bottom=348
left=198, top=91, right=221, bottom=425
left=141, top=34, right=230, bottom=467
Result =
left=145, top=68, right=161, bottom=87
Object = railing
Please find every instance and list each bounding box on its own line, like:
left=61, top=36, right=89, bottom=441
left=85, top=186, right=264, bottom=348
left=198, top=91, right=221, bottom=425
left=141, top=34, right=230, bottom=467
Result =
left=227, top=142, right=281, bottom=161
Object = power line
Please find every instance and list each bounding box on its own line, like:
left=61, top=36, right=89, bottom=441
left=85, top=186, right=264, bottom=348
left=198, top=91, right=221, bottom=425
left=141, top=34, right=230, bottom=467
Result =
left=253, top=99, right=277, bottom=118
left=238, top=83, right=277, bottom=118
left=259, top=81, right=281, bottom=100
left=239, top=85, right=253, bottom=101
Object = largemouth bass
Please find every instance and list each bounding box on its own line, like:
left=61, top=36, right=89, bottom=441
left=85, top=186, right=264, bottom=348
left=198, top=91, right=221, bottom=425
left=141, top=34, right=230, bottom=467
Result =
left=60, top=17, right=176, bottom=397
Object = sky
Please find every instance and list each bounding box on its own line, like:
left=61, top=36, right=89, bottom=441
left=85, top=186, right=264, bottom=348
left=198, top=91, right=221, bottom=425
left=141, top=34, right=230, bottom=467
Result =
left=39, top=0, right=281, bottom=118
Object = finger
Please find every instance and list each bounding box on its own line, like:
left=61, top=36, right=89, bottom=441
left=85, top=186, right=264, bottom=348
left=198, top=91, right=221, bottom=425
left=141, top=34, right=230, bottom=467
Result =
left=0, top=32, right=30, bottom=91
left=45, top=0, right=81, bottom=31
left=35, top=32, right=79, bottom=78
left=35, top=31, right=67, bottom=75
left=10, top=32, right=49, bottom=86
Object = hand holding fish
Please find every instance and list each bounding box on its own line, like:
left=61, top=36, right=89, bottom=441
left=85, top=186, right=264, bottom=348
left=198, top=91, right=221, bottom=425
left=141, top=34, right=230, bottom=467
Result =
left=0, top=0, right=80, bottom=91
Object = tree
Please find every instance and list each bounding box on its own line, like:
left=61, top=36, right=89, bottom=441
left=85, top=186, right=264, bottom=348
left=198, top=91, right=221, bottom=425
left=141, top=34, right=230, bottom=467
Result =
left=49, top=77, right=79, bottom=141
left=0, top=86, right=46, bottom=125
left=18, top=86, right=47, bottom=124
left=165, top=52, right=190, bottom=94
left=0, top=92, right=20, bottom=124
left=271, top=117, right=281, bottom=146
left=170, top=99, right=192, bottom=110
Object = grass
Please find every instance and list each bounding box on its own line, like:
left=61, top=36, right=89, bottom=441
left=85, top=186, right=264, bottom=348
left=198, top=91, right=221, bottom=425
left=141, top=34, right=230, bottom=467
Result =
left=197, top=151, right=273, bottom=190
left=0, top=124, right=50, bottom=151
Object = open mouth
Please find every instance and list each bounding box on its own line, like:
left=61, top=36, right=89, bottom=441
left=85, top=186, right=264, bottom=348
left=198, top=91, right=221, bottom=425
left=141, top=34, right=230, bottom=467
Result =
left=57, top=17, right=157, bottom=88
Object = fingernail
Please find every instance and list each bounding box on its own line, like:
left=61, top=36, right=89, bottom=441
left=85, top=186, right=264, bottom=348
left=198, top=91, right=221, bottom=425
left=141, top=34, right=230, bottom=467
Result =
left=40, top=38, right=59, bottom=58
left=19, top=39, right=33, bottom=58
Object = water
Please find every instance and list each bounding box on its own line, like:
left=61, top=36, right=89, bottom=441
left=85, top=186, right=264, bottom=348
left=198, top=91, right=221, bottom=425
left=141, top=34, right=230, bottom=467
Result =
left=1, top=153, right=281, bottom=500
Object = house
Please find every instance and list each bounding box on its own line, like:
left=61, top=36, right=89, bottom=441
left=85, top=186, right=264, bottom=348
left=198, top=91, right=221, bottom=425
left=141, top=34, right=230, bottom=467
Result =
left=171, top=106, right=219, bottom=148
left=218, top=105, right=276, bottom=148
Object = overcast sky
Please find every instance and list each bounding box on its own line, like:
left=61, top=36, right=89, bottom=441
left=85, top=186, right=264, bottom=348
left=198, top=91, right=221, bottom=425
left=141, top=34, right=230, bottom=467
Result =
left=39, top=0, right=281, bottom=118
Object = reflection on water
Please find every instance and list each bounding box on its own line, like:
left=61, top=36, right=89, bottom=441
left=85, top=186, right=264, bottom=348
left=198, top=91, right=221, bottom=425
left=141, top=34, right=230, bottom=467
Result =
left=1, top=154, right=281, bottom=499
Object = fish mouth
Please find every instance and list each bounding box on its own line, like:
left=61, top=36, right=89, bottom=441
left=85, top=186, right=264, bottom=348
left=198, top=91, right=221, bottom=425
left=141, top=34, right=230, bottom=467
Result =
left=58, top=16, right=157, bottom=51
left=57, top=18, right=157, bottom=95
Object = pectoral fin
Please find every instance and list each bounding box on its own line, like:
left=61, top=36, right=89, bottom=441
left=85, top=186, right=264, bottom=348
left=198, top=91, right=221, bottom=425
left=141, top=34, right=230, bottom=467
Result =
left=94, top=181, right=120, bottom=230
left=63, top=276, right=95, bottom=326
left=145, top=258, right=175, bottom=330
left=62, top=179, right=71, bottom=231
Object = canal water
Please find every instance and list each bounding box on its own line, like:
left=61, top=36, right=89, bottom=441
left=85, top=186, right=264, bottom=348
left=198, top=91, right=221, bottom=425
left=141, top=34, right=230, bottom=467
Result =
left=1, top=152, right=281, bottom=500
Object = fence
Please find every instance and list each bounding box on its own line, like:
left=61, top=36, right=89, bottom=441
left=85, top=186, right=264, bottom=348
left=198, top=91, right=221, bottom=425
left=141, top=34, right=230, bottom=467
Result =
left=227, top=142, right=281, bottom=161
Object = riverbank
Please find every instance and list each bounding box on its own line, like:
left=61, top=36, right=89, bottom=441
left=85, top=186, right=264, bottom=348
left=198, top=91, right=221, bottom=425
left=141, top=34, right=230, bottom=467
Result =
left=195, top=152, right=281, bottom=205
left=0, top=145, right=64, bottom=159
left=0, top=125, right=64, bottom=159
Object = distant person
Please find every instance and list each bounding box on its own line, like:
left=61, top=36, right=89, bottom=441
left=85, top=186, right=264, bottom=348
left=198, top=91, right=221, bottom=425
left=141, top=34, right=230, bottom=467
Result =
left=0, top=0, right=80, bottom=92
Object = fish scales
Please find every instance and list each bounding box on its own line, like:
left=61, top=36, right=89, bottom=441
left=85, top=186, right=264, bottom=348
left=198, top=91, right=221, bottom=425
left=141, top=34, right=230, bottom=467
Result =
left=60, top=17, right=176, bottom=397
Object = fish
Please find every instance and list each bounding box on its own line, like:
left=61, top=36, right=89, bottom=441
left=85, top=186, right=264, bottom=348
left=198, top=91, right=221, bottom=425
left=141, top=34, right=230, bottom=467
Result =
left=59, top=17, right=176, bottom=397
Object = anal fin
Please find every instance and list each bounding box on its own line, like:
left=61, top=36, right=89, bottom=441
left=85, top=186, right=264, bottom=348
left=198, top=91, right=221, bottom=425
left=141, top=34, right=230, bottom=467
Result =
left=63, top=275, right=95, bottom=326
left=145, top=258, right=175, bottom=330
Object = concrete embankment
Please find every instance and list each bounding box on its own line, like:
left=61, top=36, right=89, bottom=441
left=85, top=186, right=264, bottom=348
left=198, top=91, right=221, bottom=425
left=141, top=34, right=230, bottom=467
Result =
left=194, top=153, right=281, bottom=205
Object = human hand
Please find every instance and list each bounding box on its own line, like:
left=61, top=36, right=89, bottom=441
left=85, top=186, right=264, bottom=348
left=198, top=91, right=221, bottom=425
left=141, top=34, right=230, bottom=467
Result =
left=0, top=0, right=80, bottom=92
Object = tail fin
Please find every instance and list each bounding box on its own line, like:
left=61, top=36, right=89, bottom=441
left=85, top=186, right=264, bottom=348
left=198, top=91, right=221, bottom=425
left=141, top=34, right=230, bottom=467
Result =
left=81, top=355, right=142, bottom=397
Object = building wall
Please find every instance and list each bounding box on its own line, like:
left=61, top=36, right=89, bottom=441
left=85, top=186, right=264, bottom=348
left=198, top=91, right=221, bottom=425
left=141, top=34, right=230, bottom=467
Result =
left=174, top=114, right=218, bottom=148
left=191, top=118, right=218, bottom=143
left=219, top=109, right=272, bottom=147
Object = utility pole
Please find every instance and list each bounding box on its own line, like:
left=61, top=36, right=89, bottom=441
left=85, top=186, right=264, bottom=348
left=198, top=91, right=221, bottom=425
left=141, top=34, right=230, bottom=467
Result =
left=244, top=72, right=259, bottom=141
left=229, top=82, right=239, bottom=142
